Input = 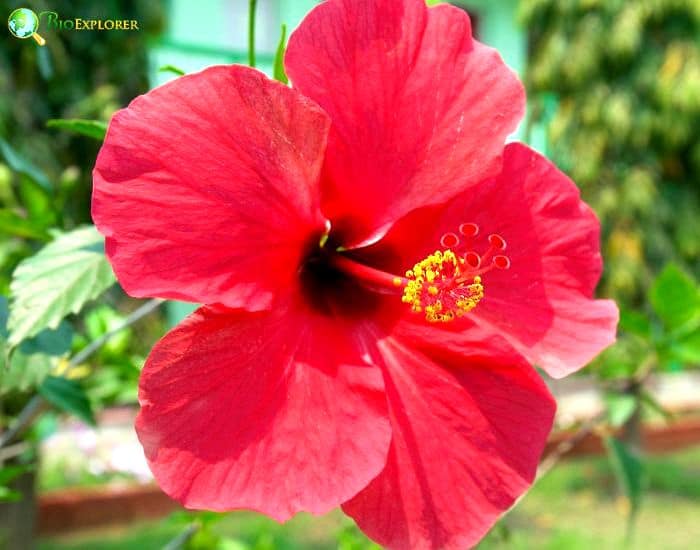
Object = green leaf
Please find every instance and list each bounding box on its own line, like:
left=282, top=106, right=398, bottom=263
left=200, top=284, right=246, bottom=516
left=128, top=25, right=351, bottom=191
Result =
left=0, top=465, right=32, bottom=486
left=619, top=308, right=651, bottom=339
left=1, top=297, right=74, bottom=394
left=8, top=226, right=116, bottom=346
left=18, top=177, right=55, bottom=226
left=39, top=376, right=95, bottom=425
left=273, top=24, right=288, bottom=84
left=0, top=209, right=51, bottom=240
left=649, top=264, right=700, bottom=330
left=604, top=393, right=638, bottom=427
left=0, top=465, right=30, bottom=503
left=84, top=305, right=131, bottom=356
left=0, top=486, right=22, bottom=502
left=673, top=330, right=700, bottom=364
left=3, top=324, right=73, bottom=394
left=605, top=437, right=644, bottom=531
left=0, top=137, right=51, bottom=190
left=158, top=64, right=186, bottom=76
left=46, top=119, right=107, bottom=141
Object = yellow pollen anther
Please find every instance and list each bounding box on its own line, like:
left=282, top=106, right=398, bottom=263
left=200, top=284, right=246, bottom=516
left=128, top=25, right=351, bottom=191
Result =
left=392, top=276, right=402, bottom=287
left=401, top=250, right=484, bottom=323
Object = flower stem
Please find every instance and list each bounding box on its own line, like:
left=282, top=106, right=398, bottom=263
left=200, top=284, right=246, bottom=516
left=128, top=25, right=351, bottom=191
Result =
left=248, top=0, right=258, bottom=68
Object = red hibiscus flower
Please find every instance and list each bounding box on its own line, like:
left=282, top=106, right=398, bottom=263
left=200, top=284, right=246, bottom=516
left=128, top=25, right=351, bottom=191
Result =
left=92, top=0, right=618, bottom=548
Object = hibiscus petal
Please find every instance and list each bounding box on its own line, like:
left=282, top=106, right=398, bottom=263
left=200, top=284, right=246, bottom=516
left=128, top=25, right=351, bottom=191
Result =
left=286, top=0, right=524, bottom=246
left=343, top=329, right=555, bottom=550
left=459, top=143, right=618, bottom=377
left=93, top=65, right=330, bottom=310
left=136, top=303, right=391, bottom=520
left=361, top=143, right=618, bottom=378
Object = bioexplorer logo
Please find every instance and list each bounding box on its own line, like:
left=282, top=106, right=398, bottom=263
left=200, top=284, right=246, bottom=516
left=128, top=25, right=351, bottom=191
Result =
left=8, top=8, right=140, bottom=46
left=8, top=8, right=45, bottom=45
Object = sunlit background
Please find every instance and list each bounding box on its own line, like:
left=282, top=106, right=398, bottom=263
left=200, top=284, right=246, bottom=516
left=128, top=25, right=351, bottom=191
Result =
left=1, top=0, right=699, bottom=548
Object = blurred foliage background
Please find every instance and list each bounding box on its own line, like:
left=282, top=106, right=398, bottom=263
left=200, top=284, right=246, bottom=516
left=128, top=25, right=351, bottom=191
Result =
left=521, top=0, right=700, bottom=303
left=0, top=0, right=163, bottom=291
left=0, top=0, right=166, bottom=411
left=0, top=0, right=699, bottom=549
left=521, top=0, right=700, bottom=427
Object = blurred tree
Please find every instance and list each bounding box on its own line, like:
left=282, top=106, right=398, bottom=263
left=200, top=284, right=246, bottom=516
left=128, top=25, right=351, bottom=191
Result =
left=520, top=0, right=700, bottom=306
left=521, top=0, right=700, bottom=534
left=0, top=6, right=164, bottom=546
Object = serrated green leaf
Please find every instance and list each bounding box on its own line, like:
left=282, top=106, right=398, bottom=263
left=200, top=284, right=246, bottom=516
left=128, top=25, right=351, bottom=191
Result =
left=273, top=24, right=288, bottom=84
left=159, top=64, right=186, bottom=76
left=0, top=137, right=51, bottom=190
left=8, top=226, right=115, bottom=346
left=649, top=264, right=700, bottom=330
left=606, top=437, right=644, bottom=529
left=1, top=297, right=74, bottom=394
left=3, top=324, right=73, bottom=394
left=46, top=119, right=107, bottom=141
left=39, top=375, right=95, bottom=425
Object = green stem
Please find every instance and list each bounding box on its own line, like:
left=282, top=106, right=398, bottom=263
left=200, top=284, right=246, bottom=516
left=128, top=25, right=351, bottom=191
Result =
left=248, top=0, right=258, bottom=67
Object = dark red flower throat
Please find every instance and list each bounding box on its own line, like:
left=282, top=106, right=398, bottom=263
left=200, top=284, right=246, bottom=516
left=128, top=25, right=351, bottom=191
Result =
left=298, top=226, right=393, bottom=320
left=299, top=220, right=512, bottom=324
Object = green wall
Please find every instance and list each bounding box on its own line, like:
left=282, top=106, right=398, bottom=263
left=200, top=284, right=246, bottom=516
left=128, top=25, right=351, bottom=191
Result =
left=151, top=0, right=526, bottom=85
left=150, top=0, right=318, bottom=87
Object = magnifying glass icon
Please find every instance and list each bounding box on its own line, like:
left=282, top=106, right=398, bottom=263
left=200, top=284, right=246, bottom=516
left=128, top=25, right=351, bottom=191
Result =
left=8, top=8, right=46, bottom=46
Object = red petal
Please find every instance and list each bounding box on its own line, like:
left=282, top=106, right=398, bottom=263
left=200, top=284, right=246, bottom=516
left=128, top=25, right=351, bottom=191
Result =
left=136, top=303, right=391, bottom=520
left=93, top=65, right=330, bottom=310
left=286, top=0, right=524, bottom=246
left=467, top=144, right=618, bottom=377
left=363, top=143, right=618, bottom=378
left=343, top=328, right=555, bottom=549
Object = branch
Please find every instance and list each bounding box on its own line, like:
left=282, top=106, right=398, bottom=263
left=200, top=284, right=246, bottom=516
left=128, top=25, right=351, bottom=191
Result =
left=70, top=298, right=163, bottom=368
left=536, top=412, right=606, bottom=479
left=0, top=395, right=44, bottom=450
left=501, top=412, right=607, bottom=519
left=162, top=523, right=199, bottom=550
left=0, top=441, right=29, bottom=462
left=0, top=298, right=164, bottom=448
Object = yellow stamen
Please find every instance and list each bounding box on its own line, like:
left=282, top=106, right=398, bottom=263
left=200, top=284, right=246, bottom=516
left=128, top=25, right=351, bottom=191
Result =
left=402, top=250, right=484, bottom=323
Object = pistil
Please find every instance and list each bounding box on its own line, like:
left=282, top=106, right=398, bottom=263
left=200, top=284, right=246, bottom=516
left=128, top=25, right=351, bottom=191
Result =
left=330, top=253, right=408, bottom=291
left=327, top=221, right=510, bottom=323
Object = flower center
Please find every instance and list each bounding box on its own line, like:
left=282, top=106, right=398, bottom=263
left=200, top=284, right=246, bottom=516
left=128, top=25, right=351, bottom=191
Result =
left=401, top=250, right=484, bottom=322
left=401, top=222, right=510, bottom=322
left=326, top=222, right=510, bottom=323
